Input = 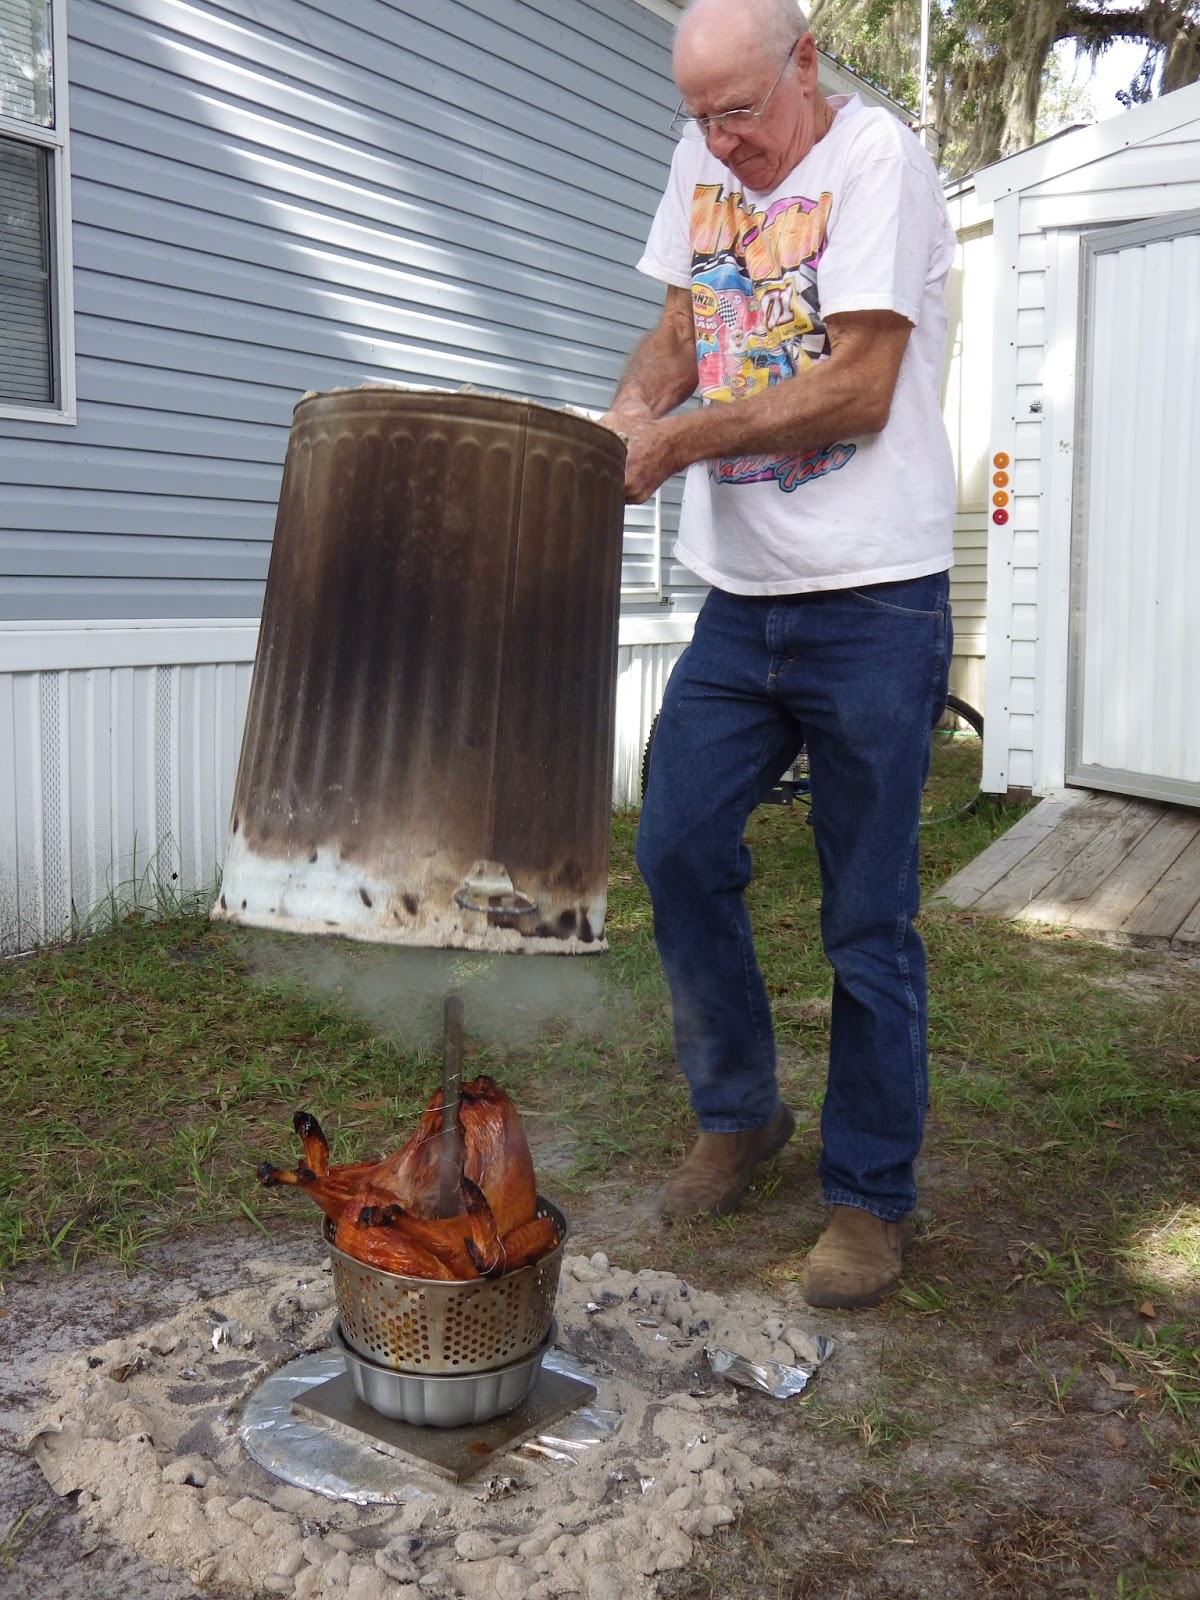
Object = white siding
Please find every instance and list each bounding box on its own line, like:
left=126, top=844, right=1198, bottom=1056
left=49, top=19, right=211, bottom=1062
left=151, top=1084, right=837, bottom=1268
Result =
left=942, top=189, right=993, bottom=710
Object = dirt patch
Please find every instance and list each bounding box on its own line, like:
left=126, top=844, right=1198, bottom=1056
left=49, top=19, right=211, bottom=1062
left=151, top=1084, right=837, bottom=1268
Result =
left=4, top=982, right=1200, bottom=1600
left=0, top=1227, right=309, bottom=1599
left=8, top=1227, right=831, bottom=1600
left=4, top=1187, right=1196, bottom=1599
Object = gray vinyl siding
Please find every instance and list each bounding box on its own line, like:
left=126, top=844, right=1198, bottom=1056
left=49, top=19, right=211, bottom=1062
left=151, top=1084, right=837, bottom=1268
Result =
left=0, top=0, right=696, bottom=621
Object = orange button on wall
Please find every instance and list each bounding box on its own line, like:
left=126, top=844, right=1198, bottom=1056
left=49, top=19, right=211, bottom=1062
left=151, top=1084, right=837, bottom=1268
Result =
left=993, top=490, right=1009, bottom=507
left=992, top=470, right=1009, bottom=487
left=993, top=451, right=1010, bottom=469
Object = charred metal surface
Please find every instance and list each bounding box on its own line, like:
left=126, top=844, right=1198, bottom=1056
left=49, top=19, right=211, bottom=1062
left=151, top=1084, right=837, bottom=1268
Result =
left=215, top=390, right=626, bottom=953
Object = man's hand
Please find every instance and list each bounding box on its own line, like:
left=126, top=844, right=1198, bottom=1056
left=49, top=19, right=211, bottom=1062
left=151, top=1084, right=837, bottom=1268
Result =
left=620, top=415, right=680, bottom=505
left=598, top=394, right=652, bottom=435
left=600, top=285, right=698, bottom=496
left=602, top=296, right=912, bottom=502
left=662, top=310, right=914, bottom=469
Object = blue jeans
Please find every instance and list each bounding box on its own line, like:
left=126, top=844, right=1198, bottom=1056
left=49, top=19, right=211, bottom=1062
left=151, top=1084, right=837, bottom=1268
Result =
left=636, top=572, right=951, bottom=1221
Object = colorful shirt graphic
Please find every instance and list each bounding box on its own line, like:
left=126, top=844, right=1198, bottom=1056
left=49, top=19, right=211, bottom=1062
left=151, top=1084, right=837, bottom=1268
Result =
left=689, top=185, right=853, bottom=491
left=636, top=96, right=958, bottom=596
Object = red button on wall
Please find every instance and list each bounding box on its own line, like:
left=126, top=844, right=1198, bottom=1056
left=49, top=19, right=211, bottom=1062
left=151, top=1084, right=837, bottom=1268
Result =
left=992, top=508, right=1009, bottom=525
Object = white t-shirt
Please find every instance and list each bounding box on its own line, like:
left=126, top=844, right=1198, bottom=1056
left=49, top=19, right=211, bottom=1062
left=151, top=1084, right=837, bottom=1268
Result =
left=637, top=95, right=957, bottom=595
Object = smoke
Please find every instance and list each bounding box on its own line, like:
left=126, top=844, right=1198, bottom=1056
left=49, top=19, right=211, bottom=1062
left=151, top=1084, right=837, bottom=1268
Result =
left=242, top=939, right=610, bottom=1056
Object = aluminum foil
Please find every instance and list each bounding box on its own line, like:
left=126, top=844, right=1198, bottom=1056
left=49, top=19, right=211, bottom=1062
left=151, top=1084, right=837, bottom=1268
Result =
left=705, top=1336, right=835, bottom=1399
left=237, top=1348, right=622, bottom=1503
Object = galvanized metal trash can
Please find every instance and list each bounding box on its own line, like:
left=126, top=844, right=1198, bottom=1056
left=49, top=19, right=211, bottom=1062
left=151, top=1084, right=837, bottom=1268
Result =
left=213, top=388, right=626, bottom=953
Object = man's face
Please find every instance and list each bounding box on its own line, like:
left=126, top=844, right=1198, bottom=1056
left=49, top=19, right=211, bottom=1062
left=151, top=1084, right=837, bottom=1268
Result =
left=675, top=31, right=819, bottom=194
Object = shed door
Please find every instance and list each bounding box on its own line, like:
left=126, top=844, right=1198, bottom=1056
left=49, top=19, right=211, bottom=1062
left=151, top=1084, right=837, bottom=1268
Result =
left=1067, top=211, right=1200, bottom=808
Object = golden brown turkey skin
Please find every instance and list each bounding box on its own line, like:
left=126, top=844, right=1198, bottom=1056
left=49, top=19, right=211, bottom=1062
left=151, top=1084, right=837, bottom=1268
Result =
left=258, top=1077, right=554, bottom=1279
left=458, top=1078, right=538, bottom=1240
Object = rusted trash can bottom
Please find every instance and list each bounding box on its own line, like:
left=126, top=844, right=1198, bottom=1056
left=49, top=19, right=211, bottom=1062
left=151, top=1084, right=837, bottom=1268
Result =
left=212, top=836, right=609, bottom=954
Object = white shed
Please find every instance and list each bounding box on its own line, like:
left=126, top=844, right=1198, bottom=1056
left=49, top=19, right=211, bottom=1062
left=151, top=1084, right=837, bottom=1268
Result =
left=944, top=82, right=1200, bottom=808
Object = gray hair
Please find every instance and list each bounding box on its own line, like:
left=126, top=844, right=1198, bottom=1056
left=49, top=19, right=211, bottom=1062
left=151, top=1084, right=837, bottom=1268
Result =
left=679, top=0, right=811, bottom=65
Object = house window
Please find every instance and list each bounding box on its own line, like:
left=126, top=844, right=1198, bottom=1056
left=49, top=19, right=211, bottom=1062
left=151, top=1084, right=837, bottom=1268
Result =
left=0, top=0, right=73, bottom=419
left=578, top=410, right=664, bottom=599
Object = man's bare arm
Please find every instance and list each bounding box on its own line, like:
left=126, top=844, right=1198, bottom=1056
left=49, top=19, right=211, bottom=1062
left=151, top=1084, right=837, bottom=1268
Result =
left=604, top=285, right=698, bottom=427
left=622, top=309, right=913, bottom=503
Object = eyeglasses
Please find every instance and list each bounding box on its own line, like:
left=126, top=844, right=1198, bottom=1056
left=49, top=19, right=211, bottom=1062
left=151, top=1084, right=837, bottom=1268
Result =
left=670, top=41, right=798, bottom=141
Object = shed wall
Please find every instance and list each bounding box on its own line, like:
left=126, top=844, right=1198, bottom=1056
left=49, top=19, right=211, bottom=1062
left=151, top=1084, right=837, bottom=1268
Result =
left=942, top=189, right=994, bottom=712
left=979, top=85, right=1200, bottom=798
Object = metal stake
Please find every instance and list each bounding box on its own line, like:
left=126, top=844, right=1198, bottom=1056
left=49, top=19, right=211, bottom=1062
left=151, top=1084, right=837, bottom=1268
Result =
left=439, top=993, right=465, bottom=1218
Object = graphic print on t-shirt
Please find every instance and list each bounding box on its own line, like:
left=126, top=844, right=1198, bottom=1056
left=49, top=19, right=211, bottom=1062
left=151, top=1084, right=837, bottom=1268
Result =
left=690, top=183, right=855, bottom=492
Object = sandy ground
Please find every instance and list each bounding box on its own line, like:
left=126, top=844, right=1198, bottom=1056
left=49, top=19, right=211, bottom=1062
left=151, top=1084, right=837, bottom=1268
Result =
left=1, top=1214, right=824, bottom=1600
left=3, top=1166, right=1197, bottom=1600
left=0, top=1227, right=311, bottom=1600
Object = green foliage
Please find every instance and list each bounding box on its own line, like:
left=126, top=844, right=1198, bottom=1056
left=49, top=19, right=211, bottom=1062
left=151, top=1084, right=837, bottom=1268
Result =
left=811, top=0, right=1200, bottom=175
left=1036, top=42, right=1097, bottom=139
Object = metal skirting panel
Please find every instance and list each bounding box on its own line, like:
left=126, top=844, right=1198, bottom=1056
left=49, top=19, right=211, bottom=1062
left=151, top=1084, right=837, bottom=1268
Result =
left=949, top=650, right=986, bottom=717
left=0, top=631, right=686, bottom=952
left=613, top=641, right=689, bottom=808
left=1, top=629, right=986, bottom=949
left=0, top=659, right=253, bottom=952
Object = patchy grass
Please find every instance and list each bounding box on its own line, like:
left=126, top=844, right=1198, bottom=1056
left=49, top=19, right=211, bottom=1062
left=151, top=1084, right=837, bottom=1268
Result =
left=3, top=796, right=1199, bottom=1597
left=0, top=921, right=441, bottom=1267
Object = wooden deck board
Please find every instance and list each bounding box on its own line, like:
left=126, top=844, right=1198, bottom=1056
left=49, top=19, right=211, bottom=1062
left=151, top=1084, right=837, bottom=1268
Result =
left=934, top=789, right=1200, bottom=949
left=970, top=793, right=1129, bottom=915
left=1018, top=801, right=1167, bottom=926
left=935, top=789, right=1088, bottom=908
left=1121, top=827, right=1200, bottom=940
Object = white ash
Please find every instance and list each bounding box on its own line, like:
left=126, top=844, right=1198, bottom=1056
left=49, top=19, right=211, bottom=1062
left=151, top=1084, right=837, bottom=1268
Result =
left=29, top=1251, right=830, bottom=1599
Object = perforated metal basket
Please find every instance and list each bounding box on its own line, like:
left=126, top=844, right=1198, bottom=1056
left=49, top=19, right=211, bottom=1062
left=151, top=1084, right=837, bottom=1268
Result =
left=334, top=1319, right=556, bottom=1426
left=325, top=1197, right=567, bottom=1375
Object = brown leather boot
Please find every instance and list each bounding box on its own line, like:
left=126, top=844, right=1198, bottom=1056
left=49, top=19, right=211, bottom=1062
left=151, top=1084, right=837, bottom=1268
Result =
left=801, top=1205, right=909, bottom=1309
left=655, top=1106, right=796, bottom=1219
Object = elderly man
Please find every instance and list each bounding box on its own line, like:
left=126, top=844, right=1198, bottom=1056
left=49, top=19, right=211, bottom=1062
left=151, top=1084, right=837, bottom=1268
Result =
left=606, top=0, right=956, bottom=1308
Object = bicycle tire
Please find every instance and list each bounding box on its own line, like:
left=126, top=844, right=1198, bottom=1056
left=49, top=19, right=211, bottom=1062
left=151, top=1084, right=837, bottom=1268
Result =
left=640, top=714, right=807, bottom=807
left=921, top=692, right=984, bottom=826
left=641, top=712, right=660, bottom=802
left=638, top=693, right=984, bottom=824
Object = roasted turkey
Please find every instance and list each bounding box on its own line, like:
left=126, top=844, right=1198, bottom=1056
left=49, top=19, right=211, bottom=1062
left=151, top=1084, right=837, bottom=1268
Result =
left=258, top=1075, right=559, bottom=1280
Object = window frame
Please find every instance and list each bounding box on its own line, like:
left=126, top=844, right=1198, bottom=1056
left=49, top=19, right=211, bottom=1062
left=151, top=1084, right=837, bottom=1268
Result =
left=579, top=408, right=664, bottom=601
left=627, top=0, right=684, bottom=22
left=0, top=0, right=76, bottom=424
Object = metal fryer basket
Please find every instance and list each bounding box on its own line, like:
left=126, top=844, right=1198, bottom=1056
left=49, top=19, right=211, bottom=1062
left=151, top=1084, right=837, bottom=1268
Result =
left=326, top=1197, right=568, bottom=1375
